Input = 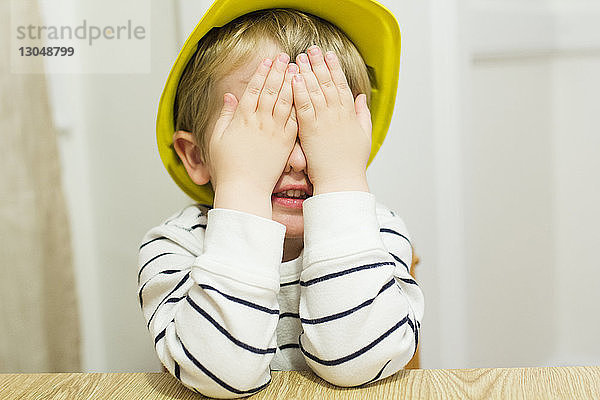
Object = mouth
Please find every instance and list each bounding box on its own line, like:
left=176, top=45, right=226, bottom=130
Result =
left=271, top=189, right=312, bottom=209
left=271, top=189, right=311, bottom=200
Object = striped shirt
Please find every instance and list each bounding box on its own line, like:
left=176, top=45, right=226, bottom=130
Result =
left=138, top=191, right=424, bottom=398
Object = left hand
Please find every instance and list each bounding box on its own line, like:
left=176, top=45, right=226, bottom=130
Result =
left=292, top=45, right=372, bottom=195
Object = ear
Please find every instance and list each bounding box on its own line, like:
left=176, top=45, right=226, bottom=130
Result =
left=172, top=130, right=211, bottom=186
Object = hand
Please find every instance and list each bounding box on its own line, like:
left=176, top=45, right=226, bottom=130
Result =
left=209, top=53, right=298, bottom=218
left=292, top=45, right=372, bottom=195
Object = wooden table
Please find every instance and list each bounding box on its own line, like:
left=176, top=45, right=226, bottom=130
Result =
left=1, top=367, right=599, bottom=399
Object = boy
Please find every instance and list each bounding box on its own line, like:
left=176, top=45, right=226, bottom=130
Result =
left=139, top=1, right=424, bottom=398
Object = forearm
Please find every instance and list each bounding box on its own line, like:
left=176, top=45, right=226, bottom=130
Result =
left=149, top=271, right=280, bottom=398
left=214, top=182, right=273, bottom=220
left=312, top=172, right=370, bottom=196
left=299, top=192, right=423, bottom=386
left=298, top=249, right=421, bottom=386
left=138, top=207, right=286, bottom=397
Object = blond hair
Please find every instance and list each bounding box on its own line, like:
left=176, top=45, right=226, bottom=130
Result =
left=174, top=8, right=372, bottom=164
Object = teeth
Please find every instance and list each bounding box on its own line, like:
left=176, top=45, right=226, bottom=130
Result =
left=274, top=189, right=309, bottom=199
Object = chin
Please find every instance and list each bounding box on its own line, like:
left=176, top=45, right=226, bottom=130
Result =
left=273, top=212, right=304, bottom=238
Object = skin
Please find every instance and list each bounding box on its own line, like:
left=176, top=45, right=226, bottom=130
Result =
left=173, top=41, right=372, bottom=262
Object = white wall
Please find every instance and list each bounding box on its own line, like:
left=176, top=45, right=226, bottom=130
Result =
left=461, top=0, right=600, bottom=367
left=467, top=57, right=556, bottom=367
left=552, top=55, right=600, bottom=366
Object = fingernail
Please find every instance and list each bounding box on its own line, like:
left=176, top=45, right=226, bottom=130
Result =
left=325, top=51, right=336, bottom=61
left=263, top=58, right=272, bottom=67
left=278, top=53, right=289, bottom=63
left=298, top=53, right=308, bottom=64
left=288, top=63, right=298, bottom=74
left=308, top=45, right=319, bottom=56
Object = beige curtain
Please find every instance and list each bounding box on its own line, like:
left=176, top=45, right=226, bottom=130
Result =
left=0, top=0, right=80, bottom=372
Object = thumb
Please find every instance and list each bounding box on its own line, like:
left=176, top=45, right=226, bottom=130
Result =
left=213, top=93, right=238, bottom=135
left=354, top=94, right=372, bottom=135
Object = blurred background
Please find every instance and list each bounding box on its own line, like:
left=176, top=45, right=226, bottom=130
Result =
left=1, top=0, right=599, bottom=373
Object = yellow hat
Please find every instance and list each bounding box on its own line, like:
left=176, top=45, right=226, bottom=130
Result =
left=156, top=0, right=401, bottom=205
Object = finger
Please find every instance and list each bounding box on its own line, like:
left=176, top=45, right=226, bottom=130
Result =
left=213, top=93, right=239, bottom=137
left=324, top=51, right=355, bottom=107
left=354, top=94, right=372, bottom=135
left=307, top=45, right=339, bottom=105
left=273, top=63, right=296, bottom=123
left=238, top=58, right=272, bottom=114
left=257, top=52, right=290, bottom=115
left=296, top=52, right=326, bottom=110
left=285, top=106, right=298, bottom=133
left=292, top=74, right=316, bottom=124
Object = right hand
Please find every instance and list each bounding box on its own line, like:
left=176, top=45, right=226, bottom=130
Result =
left=209, top=53, right=298, bottom=218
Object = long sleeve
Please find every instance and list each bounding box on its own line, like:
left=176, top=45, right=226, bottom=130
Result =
left=298, top=191, right=424, bottom=386
left=137, top=205, right=286, bottom=398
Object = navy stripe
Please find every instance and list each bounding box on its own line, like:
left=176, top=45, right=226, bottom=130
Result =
left=139, top=236, right=167, bottom=250
left=415, top=322, right=418, bottom=354
left=279, top=343, right=299, bottom=350
left=300, top=262, right=394, bottom=287
left=138, top=280, right=150, bottom=308
left=186, top=296, right=276, bottom=355
left=300, top=279, right=395, bottom=325
left=280, top=280, right=300, bottom=287
left=155, top=318, right=174, bottom=345
left=199, top=284, right=278, bottom=315
left=380, top=228, right=411, bottom=245
left=389, top=252, right=409, bottom=272
left=350, top=360, right=392, bottom=388
left=279, top=312, right=300, bottom=319
left=299, top=315, right=410, bottom=366
left=191, top=224, right=206, bottom=230
left=147, top=273, right=191, bottom=329
left=174, top=361, right=180, bottom=380
left=181, top=342, right=270, bottom=395
left=408, top=317, right=418, bottom=354
left=155, top=328, right=166, bottom=345
left=398, top=277, right=418, bottom=285
left=165, top=296, right=185, bottom=304
left=138, top=252, right=177, bottom=283
left=162, top=269, right=182, bottom=275
left=139, top=270, right=186, bottom=308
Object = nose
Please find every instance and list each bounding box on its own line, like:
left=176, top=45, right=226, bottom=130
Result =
left=285, top=136, right=307, bottom=174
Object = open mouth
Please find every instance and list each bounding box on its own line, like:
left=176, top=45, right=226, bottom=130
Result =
left=271, top=189, right=311, bottom=200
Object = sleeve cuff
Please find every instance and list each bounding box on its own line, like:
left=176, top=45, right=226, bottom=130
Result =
left=302, top=191, right=384, bottom=266
left=193, top=208, right=286, bottom=290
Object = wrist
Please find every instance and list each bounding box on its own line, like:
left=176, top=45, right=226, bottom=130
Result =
left=214, top=182, right=273, bottom=219
left=313, top=173, right=370, bottom=195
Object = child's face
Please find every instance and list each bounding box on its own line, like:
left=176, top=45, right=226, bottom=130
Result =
left=207, top=40, right=312, bottom=241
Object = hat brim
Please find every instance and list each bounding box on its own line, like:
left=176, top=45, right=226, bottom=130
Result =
left=157, top=0, right=401, bottom=204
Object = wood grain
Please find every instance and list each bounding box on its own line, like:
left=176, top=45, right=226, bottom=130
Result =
left=0, top=367, right=598, bottom=399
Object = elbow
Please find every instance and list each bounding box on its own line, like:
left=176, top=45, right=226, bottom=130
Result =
left=301, top=325, right=417, bottom=387
left=167, top=362, right=272, bottom=399
left=305, top=355, right=404, bottom=388
left=157, top=340, right=272, bottom=398
left=311, top=366, right=378, bottom=387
